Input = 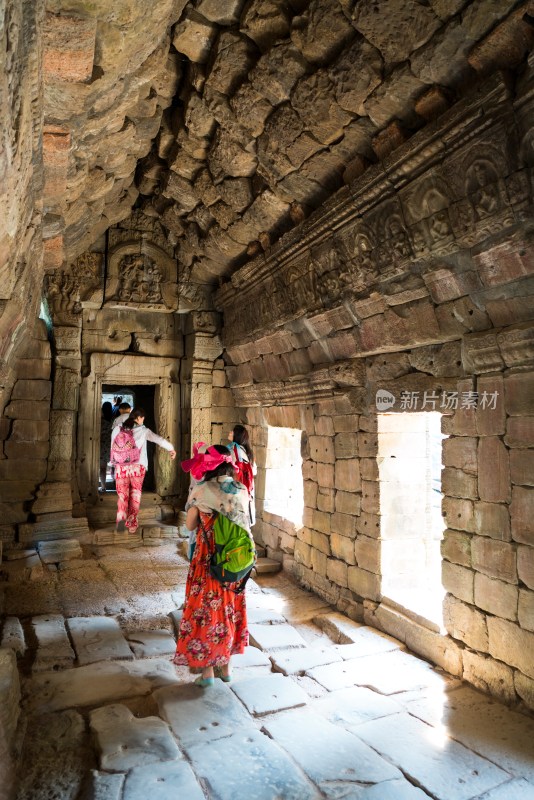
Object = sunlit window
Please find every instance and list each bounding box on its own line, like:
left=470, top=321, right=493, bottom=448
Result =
left=264, top=426, right=304, bottom=527
left=378, top=412, right=447, bottom=629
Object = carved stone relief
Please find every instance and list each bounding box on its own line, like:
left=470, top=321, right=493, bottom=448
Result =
left=105, top=241, right=176, bottom=311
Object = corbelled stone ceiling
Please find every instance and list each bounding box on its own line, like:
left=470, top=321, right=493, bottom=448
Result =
left=43, top=0, right=531, bottom=286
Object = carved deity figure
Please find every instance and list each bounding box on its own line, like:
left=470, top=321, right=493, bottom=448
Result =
left=466, top=160, right=500, bottom=219
left=421, top=187, right=452, bottom=243
left=116, top=254, right=163, bottom=304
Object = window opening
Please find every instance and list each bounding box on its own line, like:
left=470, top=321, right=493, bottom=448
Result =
left=264, top=426, right=304, bottom=527
left=378, top=411, right=447, bottom=629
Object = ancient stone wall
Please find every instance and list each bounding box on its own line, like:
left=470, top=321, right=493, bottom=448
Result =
left=216, top=68, right=534, bottom=711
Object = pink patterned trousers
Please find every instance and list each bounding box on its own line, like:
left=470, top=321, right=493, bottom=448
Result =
left=115, top=464, right=146, bottom=532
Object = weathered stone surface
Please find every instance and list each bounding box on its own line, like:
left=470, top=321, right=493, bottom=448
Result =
left=126, top=630, right=176, bottom=658
left=26, top=659, right=179, bottom=713
left=443, top=594, right=488, bottom=652
left=270, top=645, right=342, bottom=675
left=510, top=486, right=534, bottom=545
left=89, top=704, right=180, bottom=771
left=488, top=617, right=534, bottom=681
left=0, top=617, right=26, bottom=656
left=67, top=617, right=133, bottom=665
left=231, top=672, right=308, bottom=715
left=248, top=622, right=307, bottom=651
left=123, top=760, right=204, bottom=800
left=32, top=614, right=76, bottom=671
left=0, top=648, right=20, bottom=750
left=355, top=711, right=508, bottom=800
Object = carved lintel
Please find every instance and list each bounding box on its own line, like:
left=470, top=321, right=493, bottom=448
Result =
left=461, top=330, right=504, bottom=374
left=496, top=322, right=534, bottom=368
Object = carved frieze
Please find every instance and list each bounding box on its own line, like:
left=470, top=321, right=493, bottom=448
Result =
left=105, top=240, right=178, bottom=312
left=46, top=252, right=102, bottom=323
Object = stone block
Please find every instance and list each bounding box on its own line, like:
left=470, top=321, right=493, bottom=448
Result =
left=361, top=480, right=380, bottom=514
left=474, top=572, right=518, bottom=621
left=316, top=462, right=334, bottom=488
left=10, top=419, right=49, bottom=442
left=443, top=496, right=475, bottom=533
left=462, top=650, right=516, bottom=705
left=441, top=530, right=472, bottom=567
left=332, top=414, right=360, bottom=433
left=510, top=486, right=534, bottom=545
left=0, top=648, right=20, bottom=751
left=359, top=458, right=379, bottom=482
left=510, top=450, right=534, bottom=487
left=311, top=547, right=327, bottom=577
left=308, top=435, right=335, bottom=464
left=43, top=11, right=96, bottom=81
left=32, top=614, right=75, bottom=671
left=303, top=480, right=318, bottom=509
left=334, top=459, right=361, bottom=492
left=505, top=372, right=534, bottom=416
left=356, top=512, right=381, bottom=539
left=476, top=374, right=505, bottom=436
left=442, top=561, right=474, bottom=603
left=294, top=539, right=312, bottom=569
left=326, top=558, right=348, bottom=587
left=442, top=467, right=477, bottom=500
left=518, top=588, right=534, bottom=632
left=334, top=432, right=358, bottom=459
left=443, top=594, right=488, bottom=651
left=505, top=416, right=534, bottom=448
left=0, top=482, right=37, bottom=502
left=515, top=671, right=534, bottom=710
left=358, top=432, right=378, bottom=457
left=0, top=460, right=47, bottom=483
left=518, top=544, right=534, bottom=590
left=442, top=437, right=477, bottom=474
left=4, top=400, right=50, bottom=421
left=330, top=532, right=356, bottom=565
left=335, top=490, right=361, bottom=516
left=478, top=437, right=510, bottom=503
left=330, top=512, right=357, bottom=539
left=354, top=536, right=380, bottom=573
left=474, top=502, right=511, bottom=542
left=311, top=529, right=331, bottom=555
left=317, top=487, right=335, bottom=513
left=15, top=359, right=51, bottom=380
left=488, top=617, right=534, bottom=680
left=472, top=538, right=517, bottom=584
left=315, top=416, right=334, bottom=436
left=347, top=565, right=381, bottom=601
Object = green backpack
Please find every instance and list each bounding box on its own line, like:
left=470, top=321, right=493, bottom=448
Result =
left=200, top=513, right=256, bottom=593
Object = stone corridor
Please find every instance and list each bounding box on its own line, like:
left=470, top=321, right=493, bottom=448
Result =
left=2, top=535, right=533, bottom=800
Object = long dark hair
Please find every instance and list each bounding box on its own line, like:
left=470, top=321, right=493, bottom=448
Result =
left=203, top=444, right=236, bottom=482
left=233, top=424, right=254, bottom=463
left=123, top=407, right=145, bottom=430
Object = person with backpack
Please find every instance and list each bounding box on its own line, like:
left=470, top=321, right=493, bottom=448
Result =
left=110, top=406, right=176, bottom=534
left=227, top=424, right=257, bottom=526
left=174, top=444, right=253, bottom=686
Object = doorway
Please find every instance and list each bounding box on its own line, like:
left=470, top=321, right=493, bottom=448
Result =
left=100, top=384, right=156, bottom=493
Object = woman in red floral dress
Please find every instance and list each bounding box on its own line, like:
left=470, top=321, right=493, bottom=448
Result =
left=174, top=444, right=252, bottom=686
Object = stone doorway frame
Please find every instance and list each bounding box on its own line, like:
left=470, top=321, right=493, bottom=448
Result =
left=77, top=353, right=181, bottom=509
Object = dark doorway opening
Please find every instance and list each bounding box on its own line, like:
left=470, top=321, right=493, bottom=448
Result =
left=101, top=384, right=156, bottom=493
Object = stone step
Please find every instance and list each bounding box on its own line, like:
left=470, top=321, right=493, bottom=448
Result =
left=32, top=614, right=75, bottom=671
left=254, top=557, right=282, bottom=574
left=38, top=539, right=83, bottom=564
left=0, top=617, right=26, bottom=656
left=67, top=617, right=133, bottom=666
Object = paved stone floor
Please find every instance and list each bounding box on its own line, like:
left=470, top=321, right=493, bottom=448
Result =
left=4, top=541, right=534, bottom=800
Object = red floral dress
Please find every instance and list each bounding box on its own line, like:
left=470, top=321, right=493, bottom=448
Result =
left=174, top=511, right=248, bottom=668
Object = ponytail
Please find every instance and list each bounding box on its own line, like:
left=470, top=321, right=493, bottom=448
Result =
left=123, top=407, right=145, bottom=430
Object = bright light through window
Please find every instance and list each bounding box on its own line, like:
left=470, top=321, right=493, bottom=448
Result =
left=264, top=426, right=304, bottom=527
left=379, top=412, right=447, bottom=630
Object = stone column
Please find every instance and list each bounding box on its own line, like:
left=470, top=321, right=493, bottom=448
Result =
left=185, top=311, right=223, bottom=449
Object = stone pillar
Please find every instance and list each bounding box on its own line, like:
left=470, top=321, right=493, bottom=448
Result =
left=186, top=312, right=224, bottom=447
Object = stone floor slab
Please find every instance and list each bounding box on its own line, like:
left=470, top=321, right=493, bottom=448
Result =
left=313, top=611, right=364, bottom=643
left=25, top=658, right=179, bottom=713
left=264, top=707, right=400, bottom=793
left=1, top=616, right=26, bottom=655
left=406, top=685, right=534, bottom=783
left=270, top=644, right=343, bottom=675
left=232, top=644, right=272, bottom=667
left=248, top=622, right=307, bottom=652
left=155, top=680, right=254, bottom=746
left=231, top=673, right=308, bottom=716
left=337, top=778, right=431, bottom=799
left=89, top=703, right=180, bottom=771
left=307, top=649, right=447, bottom=695
left=332, top=626, right=403, bottom=659
left=247, top=605, right=287, bottom=624
left=353, top=711, right=510, bottom=800
left=67, top=616, right=133, bottom=665
left=122, top=760, right=205, bottom=800
left=32, top=614, right=75, bottom=671
left=126, top=630, right=176, bottom=658
left=313, top=685, right=403, bottom=728
left=185, top=729, right=319, bottom=800
left=81, top=770, right=125, bottom=800
left=472, top=778, right=534, bottom=799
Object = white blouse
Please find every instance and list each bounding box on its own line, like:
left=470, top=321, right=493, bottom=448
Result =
left=111, top=424, right=174, bottom=468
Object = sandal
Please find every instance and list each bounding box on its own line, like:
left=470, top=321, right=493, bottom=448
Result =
left=215, top=667, right=232, bottom=683
left=194, top=676, right=214, bottom=687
